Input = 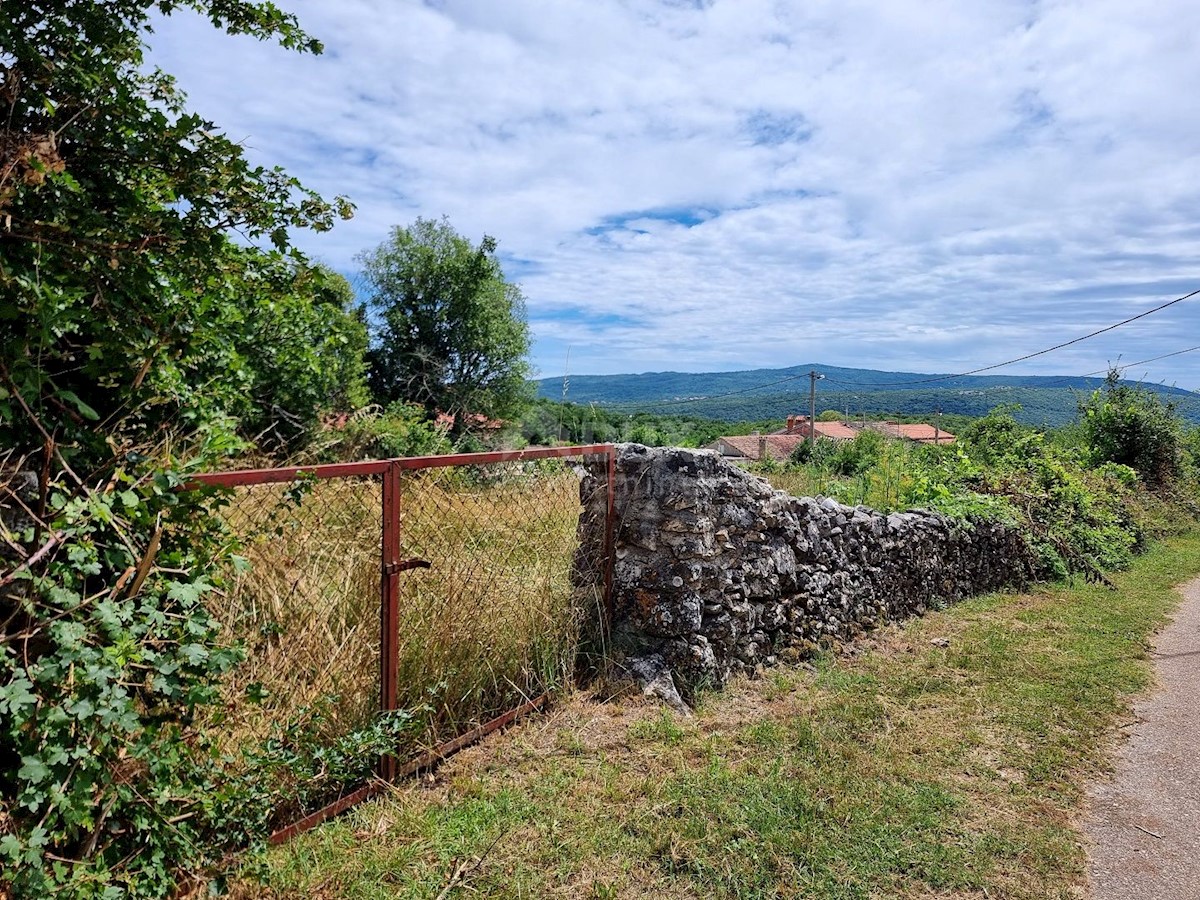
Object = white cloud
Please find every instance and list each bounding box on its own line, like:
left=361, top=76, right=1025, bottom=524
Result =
left=145, top=0, right=1200, bottom=387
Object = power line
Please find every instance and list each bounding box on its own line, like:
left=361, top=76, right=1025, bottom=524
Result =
left=577, top=286, right=1200, bottom=412
left=822, top=286, right=1200, bottom=388
left=1081, top=345, right=1200, bottom=380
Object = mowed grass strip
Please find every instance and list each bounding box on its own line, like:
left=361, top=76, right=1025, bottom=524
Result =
left=242, top=531, right=1200, bottom=900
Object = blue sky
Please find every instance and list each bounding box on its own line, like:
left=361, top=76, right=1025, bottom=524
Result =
left=147, top=0, right=1200, bottom=388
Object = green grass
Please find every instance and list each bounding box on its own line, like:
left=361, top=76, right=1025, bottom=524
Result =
left=237, top=531, right=1200, bottom=899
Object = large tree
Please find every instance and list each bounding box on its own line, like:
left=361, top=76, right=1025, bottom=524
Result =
left=360, top=217, right=533, bottom=438
left=1, top=2, right=355, bottom=895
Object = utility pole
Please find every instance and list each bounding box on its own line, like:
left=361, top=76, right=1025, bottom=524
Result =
left=934, top=404, right=942, bottom=445
left=558, top=346, right=570, bottom=443
left=808, top=369, right=824, bottom=444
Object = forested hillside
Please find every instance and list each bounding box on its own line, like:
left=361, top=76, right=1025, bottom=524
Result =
left=535, top=364, right=1200, bottom=425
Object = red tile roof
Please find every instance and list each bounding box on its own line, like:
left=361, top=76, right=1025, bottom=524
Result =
left=434, top=411, right=504, bottom=431
left=895, top=423, right=954, bottom=443
left=711, top=428, right=852, bottom=461
left=865, top=421, right=954, bottom=443
left=814, top=421, right=858, bottom=440
left=710, top=435, right=801, bottom=461
left=777, top=416, right=858, bottom=441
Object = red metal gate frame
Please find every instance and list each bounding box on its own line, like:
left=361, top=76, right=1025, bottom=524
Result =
left=190, top=444, right=616, bottom=842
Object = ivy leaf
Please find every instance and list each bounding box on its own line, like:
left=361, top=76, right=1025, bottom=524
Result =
left=180, top=643, right=209, bottom=666
left=0, top=676, right=38, bottom=716
left=0, top=834, right=21, bottom=861
left=18, top=756, right=50, bottom=785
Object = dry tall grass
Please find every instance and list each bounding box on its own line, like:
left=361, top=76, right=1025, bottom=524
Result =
left=394, top=466, right=595, bottom=739
left=203, top=463, right=601, bottom=764
left=205, top=476, right=383, bottom=748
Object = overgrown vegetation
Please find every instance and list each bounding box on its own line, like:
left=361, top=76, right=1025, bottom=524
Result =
left=519, top=397, right=776, bottom=449
left=199, top=464, right=598, bottom=834
left=360, top=217, right=533, bottom=441
left=759, top=385, right=1198, bottom=581
left=0, top=3, right=363, bottom=896
left=243, top=530, right=1200, bottom=899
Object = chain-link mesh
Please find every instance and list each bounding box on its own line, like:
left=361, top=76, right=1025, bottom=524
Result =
left=193, top=447, right=612, bottom=833
left=394, top=454, right=609, bottom=747
left=200, top=474, right=383, bottom=825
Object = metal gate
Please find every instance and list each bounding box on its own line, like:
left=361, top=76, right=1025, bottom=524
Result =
left=189, top=444, right=615, bottom=841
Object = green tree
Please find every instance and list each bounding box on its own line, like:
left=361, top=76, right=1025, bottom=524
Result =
left=1078, top=370, right=1182, bottom=487
left=360, top=217, right=532, bottom=438
left=231, top=262, right=370, bottom=447
left=1, top=2, right=353, bottom=895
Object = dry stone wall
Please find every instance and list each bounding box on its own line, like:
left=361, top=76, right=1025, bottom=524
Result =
left=578, top=444, right=1036, bottom=695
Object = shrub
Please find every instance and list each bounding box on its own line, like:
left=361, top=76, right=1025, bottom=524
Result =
left=308, top=403, right=453, bottom=462
left=762, top=404, right=1186, bottom=583
left=1, top=1, right=359, bottom=895
left=1078, top=370, right=1182, bottom=487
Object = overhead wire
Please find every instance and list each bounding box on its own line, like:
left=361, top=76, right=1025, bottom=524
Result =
left=821, top=286, right=1200, bottom=389
left=1072, top=344, right=1200, bottom=381
left=584, top=286, right=1200, bottom=411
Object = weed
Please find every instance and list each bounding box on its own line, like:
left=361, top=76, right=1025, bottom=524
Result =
left=244, top=532, right=1200, bottom=899
left=629, top=709, right=686, bottom=745
left=199, top=463, right=603, bottom=826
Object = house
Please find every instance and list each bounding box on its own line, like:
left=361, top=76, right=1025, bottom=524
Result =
left=434, top=411, right=504, bottom=433
left=776, top=415, right=859, bottom=441
left=783, top=414, right=954, bottom=445
left=708, top=419, right=856, bottom=463
left=861, top=421, right=954, bottom=445
left=708, top=414, right=953, bottom=463
left=709, top=434, right=805, bottom=462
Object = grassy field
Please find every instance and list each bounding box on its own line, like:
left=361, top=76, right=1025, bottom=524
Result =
left=201, top=464, right=603, bottom=825
left=236, top=530, right=1200, bottom=899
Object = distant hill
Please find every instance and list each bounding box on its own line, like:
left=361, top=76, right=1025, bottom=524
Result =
left=534, top=364, right=1200, bottom=427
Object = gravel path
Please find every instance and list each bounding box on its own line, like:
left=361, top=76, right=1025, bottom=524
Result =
left=1084, top=576, right=1200, bottom=900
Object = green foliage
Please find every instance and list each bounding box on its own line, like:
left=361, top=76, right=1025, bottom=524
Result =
left=1079, top=369, right=1183, bottom=487
left=1, top=464, right=246, bottom=897
left=231, top=263, right=370, bottom=448
left=518, top=399, right=772, bottom=449
left=361, top=217, right=533, bottom=439
left=0, top=2, right=363, bottom=895
left=762, top=405, right=1187, bottom=582
left=235, top=702, right=427, bottom=832
left=307, top=403, right=453, bottom=462
left=829, top=430, right=887, bottom=476
left=0, top=2, right=357, bottom=465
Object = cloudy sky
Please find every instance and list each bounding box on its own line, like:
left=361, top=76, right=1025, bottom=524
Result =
left=147, top=0, right=1200, bottom=387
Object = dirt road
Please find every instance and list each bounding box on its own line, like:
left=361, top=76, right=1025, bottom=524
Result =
left=1084, top=576, right=1200, bottom=899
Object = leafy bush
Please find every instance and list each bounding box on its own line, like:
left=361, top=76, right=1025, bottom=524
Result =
left=1078, top=370, right=1182, bottom=487
left=0, top=2, right=363, bottom=895
left=307, top=404, right=453, bottom=462
left=761, top=404, right=1192, bottom=584
left=2, top=460, right=247, bottom=897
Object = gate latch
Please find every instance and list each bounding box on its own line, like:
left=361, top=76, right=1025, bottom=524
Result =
left=384, top=557, right=431, bottom=575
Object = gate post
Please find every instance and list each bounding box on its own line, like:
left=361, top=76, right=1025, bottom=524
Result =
left=379, top=459, right=402, bottom=781
left=605, top=447, right=616, bottom=635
